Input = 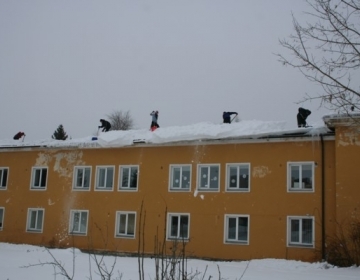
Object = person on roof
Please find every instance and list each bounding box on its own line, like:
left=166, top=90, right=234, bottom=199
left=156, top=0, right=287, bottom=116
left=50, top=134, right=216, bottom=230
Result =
left=13, top=131, right=26, bottom=140
left=99, top=119, right=111, bottom=132
left=150, top=110, right=160, bottom=130
left=297, top=107, right=311, bottom=127
left=223, top=112, right=238, bottom=124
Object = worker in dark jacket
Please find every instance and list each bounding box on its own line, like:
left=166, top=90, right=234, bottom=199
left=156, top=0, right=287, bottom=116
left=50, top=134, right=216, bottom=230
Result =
left=297, top=108, right=311, bottom=127
left=13, top=131, right=26, bottom=140
left=99, top=119, right=111, bottom=132
left=223, top=112, right=238, bottom=124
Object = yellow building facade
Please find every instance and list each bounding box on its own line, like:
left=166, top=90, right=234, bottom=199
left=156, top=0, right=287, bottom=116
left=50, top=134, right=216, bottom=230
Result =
left=0, top=115, right=359, bottom=262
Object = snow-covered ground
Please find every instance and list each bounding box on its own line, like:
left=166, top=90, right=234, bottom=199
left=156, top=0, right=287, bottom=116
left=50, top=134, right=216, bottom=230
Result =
left=0, top=120, right=330, bottom=148
left=1, top=243, right=359, bottom=280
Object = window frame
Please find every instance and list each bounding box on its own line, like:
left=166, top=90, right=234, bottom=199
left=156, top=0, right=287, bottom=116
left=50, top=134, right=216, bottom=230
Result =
left=69, top=210, right=89, bottom=235
left=225, top=163, right=250, bottom=192
left=73, top=166, right=92, bottom=191
left=118, top=165, right=139, bottom=191
left=196, top=164, right=220, bottom=192
left=287, top=216, right=315, bottom=248
left=30, top=167, right=48, bottom=190
left=287, top=162, right=315, bottom=192
left=224, top=214, right=250, bottom=245
left=114, top=211, right=137, bottom=238
left=0, top=207, right=4, bottom=230
left=0, top=167, right=9, bottom=190
left=166, top=213, right=190, bottom=241
left=95, top=166, right=115, bottom=191
left=26, top=208, right=45, bottom=233
left=169, top=164, right=192, bottom=192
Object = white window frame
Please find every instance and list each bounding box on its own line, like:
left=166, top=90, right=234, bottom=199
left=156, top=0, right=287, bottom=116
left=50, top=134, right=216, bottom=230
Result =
left=287, top=216, right=314, bottom=248
left=95, top=166, right=114, bottom=191
left=69, top=210, right=89, bottom=235
left=169, top=164, right=191, bottom=192
left=118, top=165, right=139, bottom=191
left=30, top=167, right=48, bottom=190
left=0, top=207, right=4, bottom=230
left=287, top=162, right=315, bottom=192
left=226, top=163, right=250, bottom=192
left=224, top=214, right=250, bottom=245
left=115, top=211, right=136, bottom=238
left=196, top=164, right=220, bottom=192
left=26, top=208, right=45, bottom=233
left=0, top=168, right=9, bottom=190
left=73, top=166, right=92, bottom=191
left=167, top=213, right=190, bottom=241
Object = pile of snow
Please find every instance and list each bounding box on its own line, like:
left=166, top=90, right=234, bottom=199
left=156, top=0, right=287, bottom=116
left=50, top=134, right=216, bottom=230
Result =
left=0, top=120, right=330, bottom=148
left=1, top=243, right=359, bottom=280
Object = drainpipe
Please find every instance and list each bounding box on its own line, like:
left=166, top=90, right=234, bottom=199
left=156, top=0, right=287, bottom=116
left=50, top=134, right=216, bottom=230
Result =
left=320, top=134, right=326, bottom=261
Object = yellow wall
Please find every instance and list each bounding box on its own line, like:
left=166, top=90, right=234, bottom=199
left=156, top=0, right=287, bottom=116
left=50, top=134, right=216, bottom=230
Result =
left=0, top=137, right=338, bottom=262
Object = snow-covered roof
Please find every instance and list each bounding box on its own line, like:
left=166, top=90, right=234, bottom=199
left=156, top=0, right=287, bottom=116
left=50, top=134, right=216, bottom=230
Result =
left=0, top=120, right=332, bottom=149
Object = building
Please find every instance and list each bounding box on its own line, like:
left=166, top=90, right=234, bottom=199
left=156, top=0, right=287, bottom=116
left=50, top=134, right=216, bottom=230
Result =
left=0, top=114, right=359, bottom=262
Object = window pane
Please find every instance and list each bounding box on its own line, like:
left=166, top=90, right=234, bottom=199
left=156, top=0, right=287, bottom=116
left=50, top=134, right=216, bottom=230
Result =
left=302, top=219, right=313, bottom=244
left=290, top=219, right=300, bottom=242
left=172, top=167, right=181, bottom=188
left=36, top=211, right=43, bottom=230
left=80, top=212, right=87, bottom=233
left=291, top=166, right=300, bottom=188
left=302, top=165, right=313, bottom=189
left=73, top=212, right=80, bottom=232
left=30, top=211, right=37, bottom=229
left=84, top=168, right=90, bottom=189
left=119, top=214, right=126, bottom=234
left=40, top=169, right=47, bottom=187
left=76, top=169, right=84, bottom=187
left=98, top=169, right=106, bottom=187
left=34, top=169, right=41, bottom=187
left=209, top=166, right=219, bottom=189
left=171, top=216, right=179, bottom=237
left=239, top=166, right=249, bottom=189
left=229, top=167, right=238, bottom=188
left=181, top=166, right=190, bottom=189
left=127, top=214, right=135, bottom=235
left=105, top=168, right=113, bottom=188
left=0, top=208, right=3, bottom=228
left=121, top=168, right=129, bottom=188
left=200, top=167, right=208, bottom=188
left=1, top=169, right=7, bottom=187
left=179, top=216, right=188, bottom=238
left=130, top=167, right=138, bottom=189
left=228, top=217, right=236, bottom=240
left=238, top=217, right=248, bottom=241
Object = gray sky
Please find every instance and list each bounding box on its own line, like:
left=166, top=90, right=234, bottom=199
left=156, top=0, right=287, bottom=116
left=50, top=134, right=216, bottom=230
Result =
left=0, top=0, right=331, bottom=140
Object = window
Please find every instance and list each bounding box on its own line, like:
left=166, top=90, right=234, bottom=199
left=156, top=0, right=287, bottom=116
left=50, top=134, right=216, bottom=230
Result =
left=197, top=164, right=220, bottom=191
left=73, top=166, right=91, bottom=190
left=169, top=165, right=191, bottom=191
left=30, top=167, right=48, bottom=190
left=69, top=210, right=88, bottom=235
left=0, top=168, right=9, bottom=190
left=224, top=215, right=249, bottom=244
left=115, top=211, right=136, bottom=238
left=288, top=162, right=314, bottom=191
left=95, top=166, right=114, bottom=191
left=119, top=166, right=139, bottom=190
left=26, top=208, right=44, bottom=233
left=0, top=207, right=4, bottom=230
left=226, top=164, right=250, bottom=191
left=167, top=213, right=190, bottom=240
left=288, top=216, right=314, bottom=247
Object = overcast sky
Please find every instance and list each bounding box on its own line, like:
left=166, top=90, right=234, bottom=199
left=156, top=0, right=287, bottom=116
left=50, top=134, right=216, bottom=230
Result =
left=0, top=0, right=331, bottom=140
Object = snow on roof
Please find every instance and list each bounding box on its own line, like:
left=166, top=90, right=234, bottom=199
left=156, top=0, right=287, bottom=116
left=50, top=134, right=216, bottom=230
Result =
left=0, top=120, right=331, bottom=149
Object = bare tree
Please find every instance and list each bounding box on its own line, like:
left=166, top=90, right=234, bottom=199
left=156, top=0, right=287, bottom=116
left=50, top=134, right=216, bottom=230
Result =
left=277, top=0, right=360, bottom=114
left=107, top=110, right=134, bottom=131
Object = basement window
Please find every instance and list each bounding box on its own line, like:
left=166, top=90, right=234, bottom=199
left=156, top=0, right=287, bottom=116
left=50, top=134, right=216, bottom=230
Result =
left=26, top=208, right=44, bottom=233
left=287, top=216, right=314, bottom=247
left=167, top=213, right=190, bottom=241
left=115, top=211, right=136, bottom=238
left=69, top=210, right=88, bottom=235
left=224, top=215, right=249, bottom=244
